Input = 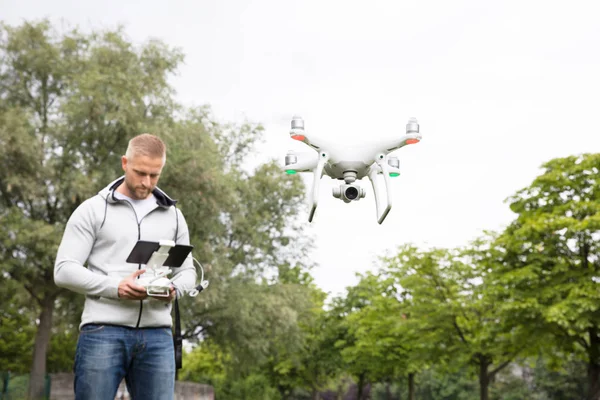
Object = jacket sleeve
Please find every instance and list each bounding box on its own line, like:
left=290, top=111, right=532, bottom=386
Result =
left=170, top=208, right=198, bottom=296
left=54, top=198, right=121, bottom=298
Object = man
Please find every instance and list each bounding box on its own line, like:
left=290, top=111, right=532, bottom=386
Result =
left=54, top=133, right=197, bottom=400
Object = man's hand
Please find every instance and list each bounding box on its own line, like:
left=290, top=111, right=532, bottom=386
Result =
left=118, top=269, right=148, bottom=300
left=150, top=286, right=176, bottom=303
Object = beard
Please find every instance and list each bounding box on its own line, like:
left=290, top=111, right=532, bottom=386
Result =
left=125, top=179, right=152, bottom=200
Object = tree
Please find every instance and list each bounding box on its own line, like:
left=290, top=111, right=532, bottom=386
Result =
left=179, top=339, right=227, bottom=389
left=384, top=243, right=525, bottom=400
left=495, top=153, right=600, bottom=399
left=0, top=278, right=35, bottom=373
left=489, top=355, right=587, bottom=400
left=159, top=109, right=316, bottom=372
left=262, top=276, right=342, bottom=400
left=294, top=296, right=345, bottom=400
left=332, top=272, right=411, bottom=400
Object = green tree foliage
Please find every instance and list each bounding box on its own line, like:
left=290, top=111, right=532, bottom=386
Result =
left=489, top=356, right=588, bottom=400
left=384, top=244, right=524, bottom=400
left=154, top=108, right=315, bottom=371
left=496, top=153, right=600, bottom=398
left=182, top=340, right=284, bottom=400
left=333, top=272, right=410, bottom=400
left=179, top=340, right=227, bottom=389
left=414, top=367, right=478, bottom=400
left=0, top=279, right=35, bottom=373
left=179, top=272, right=336, bottom=399
left=262, top=280, right=342, bottom=399
left=527, top=356, right=587, bottom=399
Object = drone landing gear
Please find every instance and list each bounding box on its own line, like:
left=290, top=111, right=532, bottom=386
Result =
left=308, top=151, right=329, bottom=222
left=369, top=154, right=394, bottom=225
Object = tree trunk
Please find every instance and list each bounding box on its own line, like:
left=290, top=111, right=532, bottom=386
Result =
left=407, top=373, right=415, bottom=400
left=478, top=358, right=490, bottom=400
left=357, top=373, right=366, bottom=400
left=311, top=368, right=320, bottom=400
left=588, top=327, right=600, bottom=400
left=27, top=295, right=55, bottom=400
left=385, top=380, right=392, bottom=400
left=336, top=380, right=344, bottom=400
left=589, top=363, right=600, bottom=400
left=311, top=387, right=319, bottom=400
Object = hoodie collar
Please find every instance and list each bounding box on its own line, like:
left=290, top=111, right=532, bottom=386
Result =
left=100, top=176, right=177, bottom=208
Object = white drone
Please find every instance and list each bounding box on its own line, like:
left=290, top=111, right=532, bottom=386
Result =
left=283, top=115, right=421, bottom=224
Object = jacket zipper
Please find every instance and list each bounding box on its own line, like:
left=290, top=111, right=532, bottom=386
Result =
left=116, top=197, right=150, bottom=329
left=133, top=210, right=159, bottom=328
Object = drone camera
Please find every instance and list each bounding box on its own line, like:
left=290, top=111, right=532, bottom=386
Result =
left=333, top=184, right=366, bottom=203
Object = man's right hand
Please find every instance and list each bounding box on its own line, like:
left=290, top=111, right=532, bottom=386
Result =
left=118, top=269, right=148, bottom=300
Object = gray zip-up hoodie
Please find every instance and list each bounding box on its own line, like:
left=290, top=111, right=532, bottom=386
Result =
left=54, top=177, right=197, bottom=329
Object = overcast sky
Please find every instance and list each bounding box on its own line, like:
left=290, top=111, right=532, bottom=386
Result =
left=4, top=0, right=600, bottom=296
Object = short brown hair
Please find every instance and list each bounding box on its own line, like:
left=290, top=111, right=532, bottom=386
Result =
left=125, top=133, right=166, bottom=162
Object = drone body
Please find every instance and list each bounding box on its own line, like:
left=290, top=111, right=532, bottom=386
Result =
left=284, top=116, right=421, bottom=224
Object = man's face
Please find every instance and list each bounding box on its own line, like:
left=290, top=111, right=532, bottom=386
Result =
left=121, top=154, right=165, bottom=200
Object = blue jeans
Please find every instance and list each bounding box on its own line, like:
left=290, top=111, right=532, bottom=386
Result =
left=74, top=324, right=175, bottom=400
